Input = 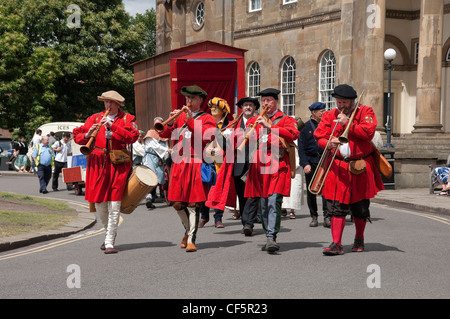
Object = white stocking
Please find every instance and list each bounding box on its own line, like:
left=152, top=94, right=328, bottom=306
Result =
left=104, top=201, right=121, bottom=249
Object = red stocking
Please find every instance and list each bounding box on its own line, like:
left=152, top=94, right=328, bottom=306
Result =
left=353, top=217, right=366, bottom=239
left=331, top=216, right=346, bottom=245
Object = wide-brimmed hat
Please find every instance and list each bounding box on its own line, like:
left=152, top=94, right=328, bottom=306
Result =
left=180, top=85, right=208, bottom=99
left=236, top=97, right=260, bottom=110
left=97, top=90, right=125, bottom=106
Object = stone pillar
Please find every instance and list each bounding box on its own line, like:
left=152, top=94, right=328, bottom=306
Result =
left=413, top=0, right=444, bottom=133
left=155, top=0, right=173, bottom=55
left=338, top=0, right=355, bottom=84
left=362, top=0, right=386, bottom=132
left=170, top=0, right=186, bottom=50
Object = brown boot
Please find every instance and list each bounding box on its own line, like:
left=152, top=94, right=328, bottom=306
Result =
left=309, top=216, right=318, bottom=227
left=186, top=242, right=197, bottom=252
left=180, top=235, right=188, bottom=248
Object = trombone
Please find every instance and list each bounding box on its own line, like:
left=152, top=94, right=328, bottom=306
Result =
left=308, top=90, right=365, bottom=195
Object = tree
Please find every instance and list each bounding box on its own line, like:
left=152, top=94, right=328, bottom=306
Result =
left=131, top=8, right=157, bottom=58
left=0, top=0, right=152, bottom=140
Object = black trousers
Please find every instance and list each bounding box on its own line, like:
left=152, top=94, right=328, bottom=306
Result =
left=304, top=162, right=329, bottom=218
left=37, top=164, right=52, bottom=192
left=326, top=199, right=371, bottom=219
left=233, top=175, right=258, bottom=228
left=52, top=160, right=68, bottom=190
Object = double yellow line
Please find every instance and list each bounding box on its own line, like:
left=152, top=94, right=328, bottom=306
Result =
left=394, top=209, right=450, bottom=226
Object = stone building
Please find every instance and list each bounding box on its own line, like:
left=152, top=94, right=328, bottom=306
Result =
left=153, top=0, right=450, bottom=187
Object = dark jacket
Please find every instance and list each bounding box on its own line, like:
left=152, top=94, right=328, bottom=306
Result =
left=298, top=118, right=323, bottom=168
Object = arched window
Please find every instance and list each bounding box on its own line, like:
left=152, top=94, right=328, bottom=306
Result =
left=446, top=47, right=450, bottom=62
left=195, top=2, right=205, bottom=27
left=281, top=56, right=296, bottom=116
left=319, top=50, right=336, bottom=110
left=248, top=62, right=260, bottom=98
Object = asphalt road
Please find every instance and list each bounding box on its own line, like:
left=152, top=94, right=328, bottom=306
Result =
left=1, top=173, right=450, bottom=302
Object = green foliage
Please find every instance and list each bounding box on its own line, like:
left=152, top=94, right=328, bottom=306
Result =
left=0, top=0, right=156, bottom=140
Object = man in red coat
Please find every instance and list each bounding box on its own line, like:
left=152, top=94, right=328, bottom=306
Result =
left=244, top=88, right=300, bottom=253
left=73, top=90, right=139, bottom=254
left=158, top=85, right=216, bottom=252
left=314, top=84, right=385, bottom=255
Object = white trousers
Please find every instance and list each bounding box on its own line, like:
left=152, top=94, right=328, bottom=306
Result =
left=96, top=201, right=121, bottom=249
left=176, top=207, right=199, bottom=244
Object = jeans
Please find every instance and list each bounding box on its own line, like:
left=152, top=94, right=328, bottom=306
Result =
left=260, top=193, right=283, bottom=240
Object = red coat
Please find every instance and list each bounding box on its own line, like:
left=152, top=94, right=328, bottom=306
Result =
left=159, top=111, right=216, bottom=203
left=205, top=117, right=248, bottom=210
left=73, top=110, right=139, bottom=203
left=244, top=110, right=300, bottom=198
left=313, top=105, right=385, bottom=204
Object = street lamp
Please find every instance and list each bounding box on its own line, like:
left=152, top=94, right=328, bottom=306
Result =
left=384, top=48, right=396, bottom=148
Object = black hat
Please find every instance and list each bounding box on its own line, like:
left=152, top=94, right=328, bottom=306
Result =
left=308, top=102, right=326, bottom=111
left=236, top=97, right=260, bottom=110
left=258, top=88, right=280, bottom=100
left=331, top=84, right=357, bottom=99
left=180, top=85, right=208, bottom=99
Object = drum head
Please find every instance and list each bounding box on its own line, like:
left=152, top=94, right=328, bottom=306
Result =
left=135, top=165, right=158, bottom=187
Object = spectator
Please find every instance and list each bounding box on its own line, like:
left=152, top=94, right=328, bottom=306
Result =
left=14, top=137, right=29, bottom=173
left=51, top=132, right=73, bottom=191
left=32, top=135, right=54, bottom=194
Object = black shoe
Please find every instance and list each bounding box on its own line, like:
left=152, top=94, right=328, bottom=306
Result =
left=323, top=242, right=344, bottom=256
left=52, top=188, right=58, bottom=191
left=42, top=189, right=48, bottom=194
left=352, top=237, right=365, bottom=252
left=243, top=226, right=253, bottom=236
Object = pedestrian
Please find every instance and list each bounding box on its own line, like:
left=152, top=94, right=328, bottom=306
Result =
left=48, top=131, right=57, bottom=146
left=314, top=84, right=385, bottom=255
left=14, top=137, right=29, bottom=173
left=158, top=85, right=216, bottom=252
left=51, top=132, right=73, bottom=191
left=32, top=135, right=54, bottom=194
left=30, top=129, right=42, bottom=174
left=143, top=118, right=171, bottom=208
left=299, top=102, right=330, bottom=227
left=132, top=130, right=146, bottom=166
left=72, top=90, right=139, bottom=254
left=200, top=97, right=231, bottom=228
left=281, top=138, right=303, bottom=219
left=244, top=88, right=300, bottom=253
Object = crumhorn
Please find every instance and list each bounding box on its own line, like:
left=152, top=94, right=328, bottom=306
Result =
left=237, top=106, right=269, bottom=152
left=154, top=104, right=191, bottom=133
left=80, top=108, right=111, bottom=155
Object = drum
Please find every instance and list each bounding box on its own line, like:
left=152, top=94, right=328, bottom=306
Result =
left=121, top=165, right=158, bottom=214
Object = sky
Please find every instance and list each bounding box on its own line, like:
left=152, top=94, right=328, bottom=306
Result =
left=122, top=0, right=156, bottom=16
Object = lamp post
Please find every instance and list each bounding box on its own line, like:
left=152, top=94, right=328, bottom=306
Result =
left=384, top=48, right=396, bottom=148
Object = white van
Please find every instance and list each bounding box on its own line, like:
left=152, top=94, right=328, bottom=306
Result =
left=32, top=122, right=83, bottom=155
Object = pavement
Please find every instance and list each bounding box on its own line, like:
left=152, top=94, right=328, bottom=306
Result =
left=1, top=169, right=449, bottom=252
